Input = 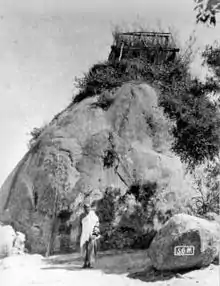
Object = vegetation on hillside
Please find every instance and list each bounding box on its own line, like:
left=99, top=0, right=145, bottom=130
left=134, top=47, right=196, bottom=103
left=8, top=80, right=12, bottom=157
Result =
left=189, top=41, right=220, bottom=217
left=28, top=124, right=47, bottom=149
left=203, top=41, right=220, bottom=81
left=28, top=27, right=220, bottom=170
left=190, top=158, right=220, bottom=216
left=73, top=26, right=220, bottom=170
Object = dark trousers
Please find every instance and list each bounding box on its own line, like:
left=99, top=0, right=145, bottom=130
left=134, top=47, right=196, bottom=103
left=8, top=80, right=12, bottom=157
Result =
left=84, top=237, right=98, bottom=266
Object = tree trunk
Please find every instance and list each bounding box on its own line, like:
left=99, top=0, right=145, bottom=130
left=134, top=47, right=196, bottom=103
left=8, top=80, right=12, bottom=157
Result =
left=46, top=188, right=58, bottom=257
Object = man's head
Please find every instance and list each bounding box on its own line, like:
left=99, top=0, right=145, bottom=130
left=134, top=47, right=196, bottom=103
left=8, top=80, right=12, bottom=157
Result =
left=83, top=203, right=91, bottom=214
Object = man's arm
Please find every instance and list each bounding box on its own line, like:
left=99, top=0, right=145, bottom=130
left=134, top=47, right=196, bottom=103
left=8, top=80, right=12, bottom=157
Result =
left=92, top=217, right=101, bottom=238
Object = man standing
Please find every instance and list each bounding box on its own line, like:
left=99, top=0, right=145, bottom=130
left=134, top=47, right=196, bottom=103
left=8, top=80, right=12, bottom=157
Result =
left=79, top=202, right=100, bottom=268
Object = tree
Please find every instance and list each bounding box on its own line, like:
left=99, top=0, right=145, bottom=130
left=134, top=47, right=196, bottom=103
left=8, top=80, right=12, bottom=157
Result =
left=43, top=152, right=70, bottom=256
left=190, top=157, right=220, bottom=215
left=28, top=125, right=47, bottom=149
left=194, top=0, right=220, bottom=26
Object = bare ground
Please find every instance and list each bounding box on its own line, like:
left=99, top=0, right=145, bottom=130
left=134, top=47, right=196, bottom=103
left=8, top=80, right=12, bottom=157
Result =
left=0, top=250, right=219, bottom=286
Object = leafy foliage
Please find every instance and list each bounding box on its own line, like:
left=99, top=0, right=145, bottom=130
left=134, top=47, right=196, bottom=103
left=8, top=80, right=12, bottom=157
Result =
left=28, top=125, right=47, bottom=149
left=96, top=186, right=117, bottom=223
left=166, top=78, right=220, bottom=168
left=203, top=42, right=220, bottom=81
left=194, top=0, right=220, bottom=26
left=190, top=158, right=220, bottom=216
left=128, top=181, right=157, bottom=212
left=96, top=182, right=176, bottom=250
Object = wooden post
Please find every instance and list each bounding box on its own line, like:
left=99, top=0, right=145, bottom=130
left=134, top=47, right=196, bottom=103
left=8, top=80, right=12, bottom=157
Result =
left=119, top=42, right=124, bottom=62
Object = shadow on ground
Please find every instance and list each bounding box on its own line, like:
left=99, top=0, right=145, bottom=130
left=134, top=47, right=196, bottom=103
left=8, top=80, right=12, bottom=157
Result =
left=127, top=266, right=199, bottom=282
left=41, top=249, right=200, bottom=283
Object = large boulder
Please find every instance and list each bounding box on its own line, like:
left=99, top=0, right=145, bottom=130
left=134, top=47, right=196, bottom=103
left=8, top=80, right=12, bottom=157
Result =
left=148, top=213, right=220, bottom=271
left=0, top=83, right=194, bottom=254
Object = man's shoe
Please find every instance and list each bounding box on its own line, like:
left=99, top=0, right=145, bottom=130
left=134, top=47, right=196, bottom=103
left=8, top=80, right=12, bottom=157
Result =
left=87, top=263, right=94, bottom=269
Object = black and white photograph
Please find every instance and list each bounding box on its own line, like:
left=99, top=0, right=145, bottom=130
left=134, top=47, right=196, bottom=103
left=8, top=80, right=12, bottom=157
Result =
left=0, top=0, right=219, bottom=285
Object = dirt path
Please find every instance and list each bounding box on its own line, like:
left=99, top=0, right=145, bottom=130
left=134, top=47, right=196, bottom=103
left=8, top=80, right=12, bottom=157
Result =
left=0, top=250, right=219, bottom=286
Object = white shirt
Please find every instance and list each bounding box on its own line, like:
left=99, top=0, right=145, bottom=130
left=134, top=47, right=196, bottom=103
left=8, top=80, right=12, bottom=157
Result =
left=80, top=210, right=99, bottom=248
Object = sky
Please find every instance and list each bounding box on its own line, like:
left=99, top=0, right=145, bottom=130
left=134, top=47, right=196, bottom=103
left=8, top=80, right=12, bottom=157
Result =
left=0, top=0, right=220, bottom=186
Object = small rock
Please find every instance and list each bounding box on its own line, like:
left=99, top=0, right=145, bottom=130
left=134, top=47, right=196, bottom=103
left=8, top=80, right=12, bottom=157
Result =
left=175, top=273, right=185, bottom=279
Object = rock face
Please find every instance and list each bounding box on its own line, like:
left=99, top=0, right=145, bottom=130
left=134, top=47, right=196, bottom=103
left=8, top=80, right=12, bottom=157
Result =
left=148, top=213, right=220, bottom=271
left=0, top=225, right=16, bottom=258
left=0, top=83, right=194, bottom=254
